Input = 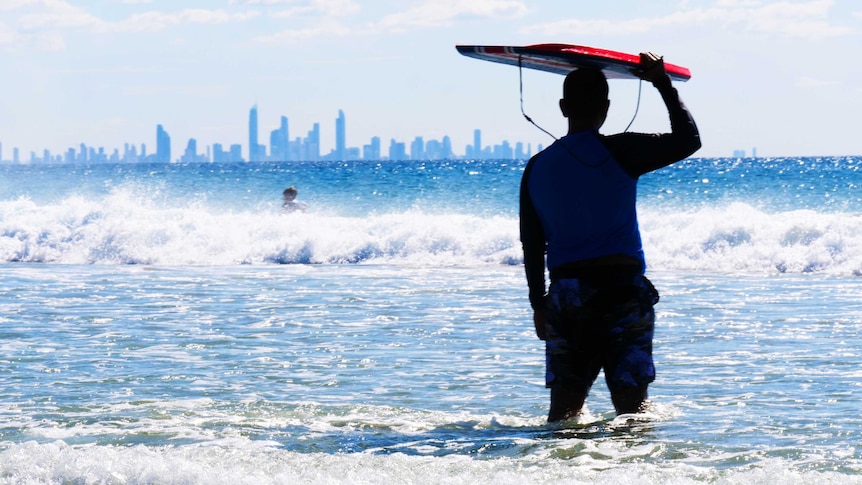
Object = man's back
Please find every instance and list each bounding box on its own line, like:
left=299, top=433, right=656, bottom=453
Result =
left=525, top=130, right=642, bottom=271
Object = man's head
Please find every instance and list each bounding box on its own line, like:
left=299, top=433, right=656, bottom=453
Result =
left=560, top=67, right=610, bottom=129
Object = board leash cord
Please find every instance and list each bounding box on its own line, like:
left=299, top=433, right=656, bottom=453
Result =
left=517, top=55, right=644, bottom=141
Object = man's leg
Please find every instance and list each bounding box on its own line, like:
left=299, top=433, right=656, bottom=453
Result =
left=548, top=387, right=589, bottom=422
left=602, top=274, right=657, bottom=416
left=610, top=385, right=648, bottom=415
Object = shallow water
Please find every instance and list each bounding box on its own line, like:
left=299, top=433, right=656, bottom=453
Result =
left=2, top=158, right=862, bottom=483
left=2, top=264, right=861, bottom=483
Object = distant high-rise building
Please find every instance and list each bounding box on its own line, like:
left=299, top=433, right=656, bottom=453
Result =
left=424, top=139, right=440, bottom=160
left=473, top=129, right=482, bottom=160
left=363, top=136, right=381, bottom=160
left=410, top=136, right=424, bottom=160
left=230, top=144, right=243, bottom=163
left=335, top=110, right=346, bottom=161
left=249, top=105, right=260, bottom=162
left=493, top=140, right=514, bottom=160
left=441, top=136, right=452, bottom=159
left=283, top=117, right=290, bottom=156
left=121, top=143, right=138, bottom=163
left=289, top=137, right=302, bottom=161
left=181, top=138, right=198, bottom=164
left=156, top=124, right=171, bottom=163
left=213, top=143, right=225, bottom=163
left=270, top=116, right=289, bottom=162
left=304, top=123, right=320, bottom=161
left=389, top=139, right=407, bottom=161
left=13, top=147, right=19, bottom=164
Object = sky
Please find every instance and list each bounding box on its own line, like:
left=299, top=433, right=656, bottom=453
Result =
left=1, top=0, right=861, bottom=160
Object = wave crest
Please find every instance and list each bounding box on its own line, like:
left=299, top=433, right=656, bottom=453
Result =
left=4, top=194, right=862, bottom=275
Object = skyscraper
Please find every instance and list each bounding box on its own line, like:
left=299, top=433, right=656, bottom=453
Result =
left=230, top=144, right=243, bottom=162
left=389, top=139, right=407, bottom=161
left=156, top=124, right=171, bottom=163
left=249, top=105, right=259, bottom=162
left=410, top=136, right=424, bottom=160
left=304, top=123, right=320, bottom=161
left=270, top=116, right=289, bottom=162
left=363, top=136, right=381, bottom=160
left=335, top=110, right=346, bottom=161
left=181, top=138, right=198, bottom=164
left=473, top=129, right=481, bottom=160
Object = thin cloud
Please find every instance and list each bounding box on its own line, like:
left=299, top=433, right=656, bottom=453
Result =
left=0, top=0, right=43, bottom=11
left=522, top=0, right=852, bottom=39
left=232, top=0, right=359, bottom=17
left=714, top=0, right=762, bottom=6
left=53, top=65, right=161, bottom=75
left=1, top=17, right=66, bottom=51
left=796, top=76, right=842, bottom=88
left=4, top=0, right=356, bottom=51
left=109, top=9, right=260, bottom=33
left=5, top=1, right=260, bottom=44
left=254, top=20, right=352, bottom=44
left=309, top=0, right=360, bottom=16
left=0, top=21, right=19, bottom=46
left=374, top=0, right=528, bottom=31
left=16, top=1, right=104, bottom=31
left=122, top=84, right=231, bottom=98
left=231, top=0, right=302, bottom=4
left=256, top=0, right=527, bottom=44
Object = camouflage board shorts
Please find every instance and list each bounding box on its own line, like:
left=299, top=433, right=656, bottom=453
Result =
left=544, top=272, right=659, bottom=393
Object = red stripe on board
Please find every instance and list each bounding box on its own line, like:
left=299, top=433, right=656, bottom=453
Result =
left=457, top=43, right=691, bottom=81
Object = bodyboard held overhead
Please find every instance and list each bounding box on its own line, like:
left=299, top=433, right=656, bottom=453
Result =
left=455, top=43, right=691, bottom=82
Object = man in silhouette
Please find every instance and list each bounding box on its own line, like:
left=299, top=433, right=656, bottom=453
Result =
left=520, top=53, right=701, bottom=422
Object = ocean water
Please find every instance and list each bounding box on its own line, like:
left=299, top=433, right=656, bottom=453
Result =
left=1, top=157, right=862, bottom=484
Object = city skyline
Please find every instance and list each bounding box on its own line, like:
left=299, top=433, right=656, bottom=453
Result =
left=2, top=2, right=861, bottom=159
left=0, top=106, right=537, bottom=164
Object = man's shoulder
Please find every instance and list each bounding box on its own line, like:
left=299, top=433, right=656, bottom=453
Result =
left=524, top=149, right=546, bottom=169
left=598, top=131, right=657, bottom=158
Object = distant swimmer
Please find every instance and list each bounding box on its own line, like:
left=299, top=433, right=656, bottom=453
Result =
left=282, top=186, right=308, bottom=213
left=520, top=53, right=701, bottom=422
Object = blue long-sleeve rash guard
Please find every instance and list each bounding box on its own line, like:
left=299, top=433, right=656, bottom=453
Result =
left=519, top=76, right=701, bottom=311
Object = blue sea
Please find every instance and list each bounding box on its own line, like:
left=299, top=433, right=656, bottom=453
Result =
left=2, top=157, right=862, bottom=484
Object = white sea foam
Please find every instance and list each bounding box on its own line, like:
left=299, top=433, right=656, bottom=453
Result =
left=2, top=440, right=861, bottom=485
left=4, top=192, right=862, bottom=275
left=641, top=201, right=862, bottom=275
left=0, top=191, right=520, bottom=266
